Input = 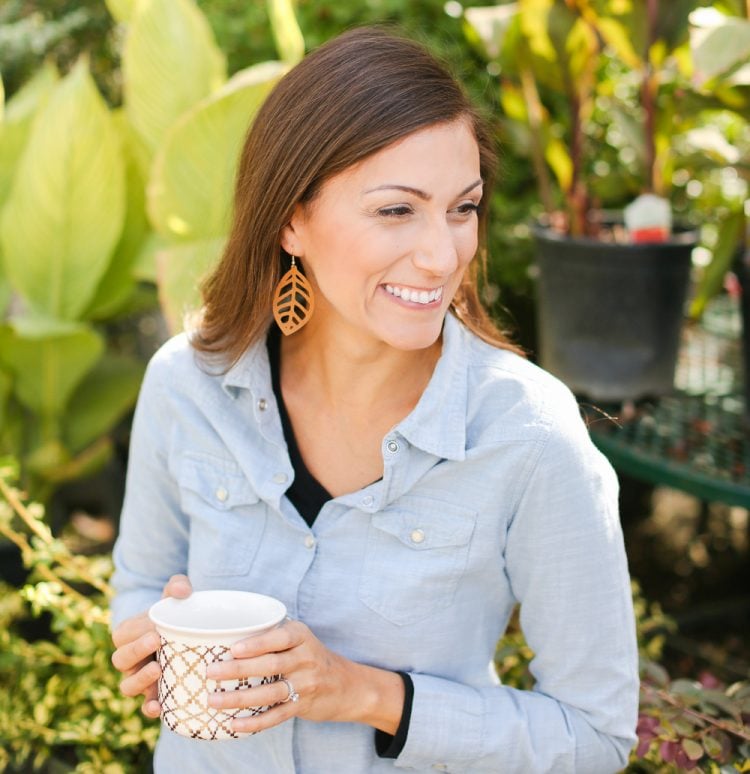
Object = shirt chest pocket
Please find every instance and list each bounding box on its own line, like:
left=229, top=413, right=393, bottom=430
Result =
left=358, top=496, right=477, bottom=626
left=177, top=454, right=267, bottom=577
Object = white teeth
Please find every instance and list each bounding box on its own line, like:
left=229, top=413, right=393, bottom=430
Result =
left=384, top=284, right=443, bottom=304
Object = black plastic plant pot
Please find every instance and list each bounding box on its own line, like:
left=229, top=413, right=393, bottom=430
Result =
left=533, top=224, right=698, bottom=402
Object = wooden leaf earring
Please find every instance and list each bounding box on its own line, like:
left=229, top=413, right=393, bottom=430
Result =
left=272, top=255, right=315, bottom=335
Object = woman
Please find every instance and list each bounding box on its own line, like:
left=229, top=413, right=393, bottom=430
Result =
left=111, top=27, right=638, bottom=773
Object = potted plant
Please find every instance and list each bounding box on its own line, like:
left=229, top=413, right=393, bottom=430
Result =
left=464, top=0, right=748, bottom=402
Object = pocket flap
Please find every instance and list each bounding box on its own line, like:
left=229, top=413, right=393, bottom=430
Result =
left=370, top=496, right=476, bottom=550
left=178, top=453, right=259, bottom=510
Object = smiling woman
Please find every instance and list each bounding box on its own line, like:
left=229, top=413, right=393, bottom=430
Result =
left=109, top=26, right=639, bottom=774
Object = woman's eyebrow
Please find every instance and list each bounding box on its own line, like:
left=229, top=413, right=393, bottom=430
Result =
left=363, top=178, right=483, bottom=200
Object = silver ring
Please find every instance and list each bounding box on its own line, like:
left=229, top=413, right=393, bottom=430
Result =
left=279, top=677, right=299, bottom=703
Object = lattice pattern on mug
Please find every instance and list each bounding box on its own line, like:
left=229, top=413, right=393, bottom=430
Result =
left=157, top=637, right=278, bottom=740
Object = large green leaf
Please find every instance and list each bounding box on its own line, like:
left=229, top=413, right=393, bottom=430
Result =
left=0, top=368, right=11, bottom=431
left=0, top=322, right=103, bottom=416
left=0, top=63, right=58, bottom=209
left=157, top=237, right=225, bottom=332
left=123, top=0, right=226, bottom=157
left=148, top=62, right=287, bottom=241
left=83, top=111, right=149, bottom=320
left=64, top=353, right=145, bottom=453
left=690, top=12, right=750, bottom=86
left=106, top=0, right=137, bottom=23
left=267, top=0, right=305, bottom=65
left=0, top=60, right=125, bottom=320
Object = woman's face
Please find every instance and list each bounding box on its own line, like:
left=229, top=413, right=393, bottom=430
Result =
left=282, top=119, right=482, bottom=351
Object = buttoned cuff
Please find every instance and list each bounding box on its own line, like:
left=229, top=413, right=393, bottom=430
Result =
left=392, top=672, right=483, bottom=770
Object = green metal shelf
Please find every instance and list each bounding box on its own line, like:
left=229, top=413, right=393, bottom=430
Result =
left=585, top=296, right=750, bottom=508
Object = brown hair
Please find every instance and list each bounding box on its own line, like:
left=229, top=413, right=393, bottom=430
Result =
left=192, top=26, right=523, bottom=365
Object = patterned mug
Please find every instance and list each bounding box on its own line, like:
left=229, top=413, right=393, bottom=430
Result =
left=148, top=590, right=287, bottom=740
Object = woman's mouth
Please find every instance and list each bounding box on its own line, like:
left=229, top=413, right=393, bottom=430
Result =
left=383, top=284, right=443, bottom=305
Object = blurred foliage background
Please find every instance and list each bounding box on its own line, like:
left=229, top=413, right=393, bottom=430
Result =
left=0, top=0, right=749, bottom=770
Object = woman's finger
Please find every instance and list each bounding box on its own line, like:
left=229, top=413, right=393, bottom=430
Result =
left=162, top=574, right=192, bottom=599
left=207, top=651, right=293, bottom=682
left=120, top=658, right=162, bottom=698
left=231, top=694, right=300, bottom=735
left=230, top=620, right=306, bottom=659
left=111, top=612, right=151, bottom=650
left=209, top=677, right=300, bottom=712
left=112, top=630, right=161, bottom=672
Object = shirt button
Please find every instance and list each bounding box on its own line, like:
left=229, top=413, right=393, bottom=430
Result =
left=257, top=398, right=268, bottom=411
left=410, top=528, right=425, bottom=544
left=215, top=487, right=228, bottom=502
left=273, top=472, right=288, bottom=485
left=361, top=495, right=374, bottom=507
left=386, top=440, right=399, bottom=453
left=304, top=535, right=316, bottom=549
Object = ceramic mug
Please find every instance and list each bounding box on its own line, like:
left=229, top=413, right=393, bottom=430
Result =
left=148, top=589, right=287, bottom=740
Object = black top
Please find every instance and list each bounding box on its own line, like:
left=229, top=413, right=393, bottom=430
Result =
left=267, top=326, right=413, bottom=759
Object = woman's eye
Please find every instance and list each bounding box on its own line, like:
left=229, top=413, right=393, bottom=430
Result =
left=455, top=202, right=480, bottom=215
left=378, top=205, right=413, bottom=218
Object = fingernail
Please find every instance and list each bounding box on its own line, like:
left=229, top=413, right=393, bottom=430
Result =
left=206, top=665, right=218, bottom=678
left=207, top=694, right=221, bottom=708
left=231, top=642, right=247, bottom=657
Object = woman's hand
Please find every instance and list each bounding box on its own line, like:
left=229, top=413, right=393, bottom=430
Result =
left=111, top=574, right=192, bottom=717
left=205, top=620, right=405, bottom=736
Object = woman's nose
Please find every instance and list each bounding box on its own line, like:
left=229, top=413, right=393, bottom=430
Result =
left=411, top=221, right=459, bottom=276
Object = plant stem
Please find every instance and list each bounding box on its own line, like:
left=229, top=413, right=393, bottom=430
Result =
left=0, top=476, right=113, bottom=598
left=640, top=684, right=750, bottom=742
left=642, top=0, right=658, bottom=192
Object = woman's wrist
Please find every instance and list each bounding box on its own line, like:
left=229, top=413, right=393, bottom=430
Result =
left=341, top=660, right=405, bottom=734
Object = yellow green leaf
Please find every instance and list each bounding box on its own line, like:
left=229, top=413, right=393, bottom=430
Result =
left=0, top=60, right=125, bottom=320
left=105, top=0, right=138, bottom=23
left=0, top=63, right=58, bottom=209
left=594, top=17, right=642, bottom=69
left=0, top=322, right=103, bottom=416
left=544, top=135, right=573, bottom=192
left=123, top=0, right=226, bottom=156
left=267, top=0, right=305, bottom=65
left=64, top=354, right=145, bottom=453
left=157, top=237, right=225, bottom=332
left=83, top=111, right=149, bottom=320
left=148, top=62, right=287, bottom=241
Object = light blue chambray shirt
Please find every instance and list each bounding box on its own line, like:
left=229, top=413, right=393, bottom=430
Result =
left=111, top=312, right=639, bottom=774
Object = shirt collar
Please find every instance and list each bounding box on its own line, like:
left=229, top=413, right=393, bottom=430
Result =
left=220, top=313, right=470, bottom=461
left=395, top=312, right=468, bottom=462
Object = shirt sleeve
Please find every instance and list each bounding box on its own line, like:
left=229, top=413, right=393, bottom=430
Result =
left=110, top=350, right=190, bottom=629
left=393, top=392, right=639, bottom=773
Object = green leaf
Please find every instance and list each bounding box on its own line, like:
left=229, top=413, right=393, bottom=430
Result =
left=0, top=60, right=125, bottom=321
left=64, top=354, right=145, bottom=453
left=157, top=237, right=225, bottom=332
left=0, top=368, right=11, bottom=430
left=133, top=231, right=169, bottom=282
left=83, top=112, right=149, bottom=320
left=148, top=62, right=287, bottom=241
left=690, top=208, right=745, bottom=319
left=267, top=0, right=305, bottom=65
left=682, top=738, right=705, bottom=761
left=0, top=323, right=103, bottom=416
left=544, top=135, right=573, bottom=192
left=123, top=0, right=226, bottom=157
left=0, top=63, right=59, bottom=210
left=691, top=15, right=750, bottom=86
left=594, top=17, right=642, bottom=69
left=105, top=0, right=138, bottom=24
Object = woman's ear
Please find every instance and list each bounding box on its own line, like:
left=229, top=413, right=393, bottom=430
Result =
left=280, top=204, right=305, bottom=257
